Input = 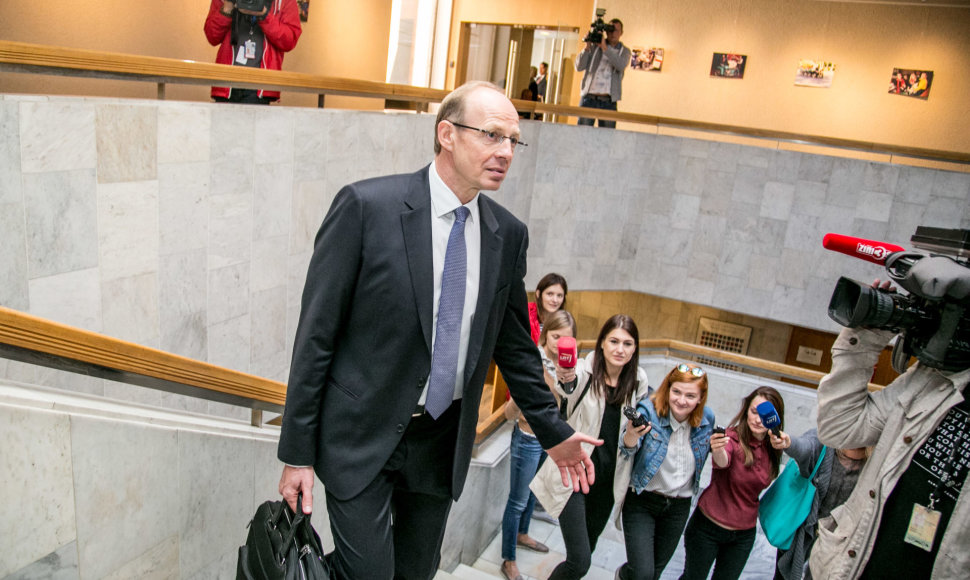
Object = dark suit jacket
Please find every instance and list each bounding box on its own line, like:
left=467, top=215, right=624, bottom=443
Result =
left=278, top=165, right=573, bottom=501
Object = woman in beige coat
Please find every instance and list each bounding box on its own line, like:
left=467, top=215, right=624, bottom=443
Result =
left=531, top=314, right=649, bottom=579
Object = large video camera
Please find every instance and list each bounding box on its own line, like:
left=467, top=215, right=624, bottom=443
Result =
left=235, top=0, right=271, bottom=14
left=583, top=8, right=615, bottom=45
left=824, top=227, right=970, bottom=373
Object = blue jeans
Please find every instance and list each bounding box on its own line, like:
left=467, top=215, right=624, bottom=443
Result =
left=577, top=94, right=617, bottom=128
left=680, top=509, right=757, bottom=580
left=619, top=489, right=692, bottom=580
left=501, top=424, right=546, bottom=561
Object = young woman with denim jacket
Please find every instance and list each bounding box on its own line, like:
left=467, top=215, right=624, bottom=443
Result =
left=615, top=363, right=715, bottom=580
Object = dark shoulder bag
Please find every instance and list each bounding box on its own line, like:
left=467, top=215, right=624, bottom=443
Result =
left=237, top=493, right=332, bottom=580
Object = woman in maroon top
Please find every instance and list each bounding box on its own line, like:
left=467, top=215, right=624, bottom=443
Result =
left=681, top=386, right=787, bottom=580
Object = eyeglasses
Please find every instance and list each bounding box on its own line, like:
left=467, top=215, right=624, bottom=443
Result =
left=449, top=121, right=528, bottom=151
left=676, top=363, right=705, bottom=377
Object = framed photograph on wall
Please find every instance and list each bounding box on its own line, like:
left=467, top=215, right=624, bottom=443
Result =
left=631, top=47, right=664, bottom=71
left=795, top=59, right=836, bottom=88
left=888, top=68, right=933, bottom=100
left=298, top=1, right=309, bottom=22
left=711, top=53, right=746, bottom=78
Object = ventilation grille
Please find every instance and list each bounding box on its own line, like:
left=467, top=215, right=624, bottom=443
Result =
left=694, top=317, right=751, bottom=372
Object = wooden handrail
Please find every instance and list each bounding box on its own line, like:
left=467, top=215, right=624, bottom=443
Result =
left=0, top=307, right=286, bottom=415
left=1, top=40, right=967, bottom=165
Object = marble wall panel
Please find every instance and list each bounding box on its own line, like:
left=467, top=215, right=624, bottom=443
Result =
left=23, top=169, right=99, bottom=279
left=0, top=101, right=21, bottom=204
left=95, top=104, right=157, bottom=183
left=178, top=430, right=254, bottom=578
left=208, top=262, right=249, bottom=325
left=863, top=162, right=899, bottom=194
left=252, top=235, right=288, bottom=294
left=760, top=181, right=794, bottom=221
left=923, top=195, right=968, bottom=228
left=102, top=272, right=160, bottom=348
left=160, top=249, right=207, bottom=360
left=27, top=268, right=102, bottom=333
left=4, top=540, right=79, bottom=580
left=102, top=535, right=178, bottom=580
left=208, top=313, right=251, bottom=374
left=931, top=169, right=970, bottom=199
left=0, top=201, right=29, bottom=310
left=158, top=161, right=209, bottom=256
left=97, top=180, right=160, bottom=281
left=19, top=101, right=97, bottom=174
left=253, top=163, right=293, bottom=241
left=250, top=286, right=286, bottom=369
left=70, top=415, right=179, bottom=579
left=357, top=111, right=389, bottom=180
left=292, top=110, right=329, bottom=182
left=158, top=103, right=211, bottom=164
left=254, top=107, right=295, bottom=166
left=289, top=179, right=330, bottom=255
left=0, top=406, right=77, bottom=577
left=208, top=191, right=253, bottom=269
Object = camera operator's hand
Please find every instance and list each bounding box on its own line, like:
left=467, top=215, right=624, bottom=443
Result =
left=872, top=279, right=895, bottom=292
left=599, top=37, right=609, bottom=52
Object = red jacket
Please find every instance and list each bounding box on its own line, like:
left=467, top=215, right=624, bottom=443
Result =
left=203, top=0, right=302, bottom=101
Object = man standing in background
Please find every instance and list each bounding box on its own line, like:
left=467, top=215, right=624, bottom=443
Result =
left=576, top=18, right=630, bottom=128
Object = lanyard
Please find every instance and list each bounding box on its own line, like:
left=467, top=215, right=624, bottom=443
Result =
left=927, top=411, right=969, bottom=510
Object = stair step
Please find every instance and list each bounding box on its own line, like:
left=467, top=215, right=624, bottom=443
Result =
left=450, top=563, right=502, bottom=579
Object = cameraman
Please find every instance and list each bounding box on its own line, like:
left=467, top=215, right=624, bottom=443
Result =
left=575, top=18, right=630, bottom=129
left=204, top=0, right=302, bottom=104
left=811, top=280, right=970, bottom=579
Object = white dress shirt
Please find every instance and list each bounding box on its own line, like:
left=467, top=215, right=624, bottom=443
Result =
left=418, top=161, right=482, bottom=405
left=645, top=416, right=695, bottom=498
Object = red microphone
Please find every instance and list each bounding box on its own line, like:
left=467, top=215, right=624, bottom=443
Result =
left=822, top=233, right=905, bottom=265
left=557, top=336, right=577, bottom=368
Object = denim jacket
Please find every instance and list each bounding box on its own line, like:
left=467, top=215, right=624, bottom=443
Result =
left=622, top=394, right=715, bottom=496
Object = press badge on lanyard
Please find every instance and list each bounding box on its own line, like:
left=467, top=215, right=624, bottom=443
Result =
left=904, top=412, right=968, bottom=551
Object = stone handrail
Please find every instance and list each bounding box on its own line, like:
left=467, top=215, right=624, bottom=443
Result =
left=1, top=40, right=967, bottom=165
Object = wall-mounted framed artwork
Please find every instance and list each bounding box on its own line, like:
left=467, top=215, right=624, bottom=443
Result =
left=795, top=59, right=836, bottom=88
left=631, top=47, right=664, bottom=71
left=711, top=53, right=746, bottom=78
left=888, top=68, right=933, bottom=100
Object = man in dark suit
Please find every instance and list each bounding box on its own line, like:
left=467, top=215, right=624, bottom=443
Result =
left=278, top=81, right=601, bottom=579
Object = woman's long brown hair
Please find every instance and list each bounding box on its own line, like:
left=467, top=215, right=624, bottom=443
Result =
left=590, top=314, right=640, bottom=406
left=728, top=386, right=784, bottom=479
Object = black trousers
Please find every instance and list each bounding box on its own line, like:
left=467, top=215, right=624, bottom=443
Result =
left=324, top=401, right=460, bottom=580
left=618, top=489, right=692, bottom=580
left=212, top=89, right=274, bottom=105
left=548, top=477, right=616, bottom=579
left=680, top=509, right=756, bottom=580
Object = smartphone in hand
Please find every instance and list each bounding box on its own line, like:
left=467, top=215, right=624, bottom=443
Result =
left=623, top=406, right=650, bottom=429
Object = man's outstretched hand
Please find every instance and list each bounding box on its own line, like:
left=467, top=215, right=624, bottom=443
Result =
left=279, top=465, right=315, bottom=514
left=546, top=432, right=603, bottom=493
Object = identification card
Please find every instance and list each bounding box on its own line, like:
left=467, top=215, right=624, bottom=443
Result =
left=904, top=503, right=941, bottom=552
left=235, top=45, right=248, bottom=65
left=245, top=39, right=257, bottom=60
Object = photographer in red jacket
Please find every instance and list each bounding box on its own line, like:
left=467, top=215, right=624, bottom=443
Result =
left=204, top=0, right=302, bottom=104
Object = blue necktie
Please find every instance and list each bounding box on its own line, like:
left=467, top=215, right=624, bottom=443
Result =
left=426, top=206, right=470, bottom=419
